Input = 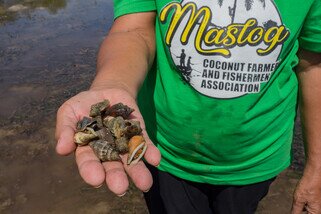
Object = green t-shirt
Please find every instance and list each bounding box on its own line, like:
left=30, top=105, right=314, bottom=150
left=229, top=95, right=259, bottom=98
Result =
left=114, top=0, right=321, bottom=185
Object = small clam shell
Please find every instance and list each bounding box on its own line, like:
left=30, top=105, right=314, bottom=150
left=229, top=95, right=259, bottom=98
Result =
left=127, top=135, right=147, bottom=165
left=89, top=140, right=120, bottom=161
left=74, top=128, right=98, bottom=146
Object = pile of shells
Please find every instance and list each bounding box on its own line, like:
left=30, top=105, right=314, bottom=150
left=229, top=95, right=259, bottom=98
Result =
left=74, top=99, right=147, bottom=165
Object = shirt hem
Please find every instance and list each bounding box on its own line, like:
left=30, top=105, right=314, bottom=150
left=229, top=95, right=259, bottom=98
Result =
left=158, top=158, right=291, bottom=185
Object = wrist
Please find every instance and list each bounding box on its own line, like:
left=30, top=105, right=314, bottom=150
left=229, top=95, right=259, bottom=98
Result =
left=90, top=80, right=137, bottom=99
left=305, top=159, right=321, bottom=171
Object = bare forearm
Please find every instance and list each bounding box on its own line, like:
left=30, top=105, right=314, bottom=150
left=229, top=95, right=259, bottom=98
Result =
left=91, top=12, right=156, bottom=97
left=297, top=49, right=321, bottom=169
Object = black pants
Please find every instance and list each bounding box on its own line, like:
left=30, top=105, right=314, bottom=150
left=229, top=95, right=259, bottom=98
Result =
left=144, top=165, right=275, bottom=214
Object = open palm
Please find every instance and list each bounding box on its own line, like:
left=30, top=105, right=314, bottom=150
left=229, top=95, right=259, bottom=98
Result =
left=55, top=88, right=161, bottom=195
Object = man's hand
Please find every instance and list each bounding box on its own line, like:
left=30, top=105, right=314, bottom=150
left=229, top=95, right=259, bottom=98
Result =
left=292, top=165, right=321, bottom=213
left=55, top=87, right=161, bottom=196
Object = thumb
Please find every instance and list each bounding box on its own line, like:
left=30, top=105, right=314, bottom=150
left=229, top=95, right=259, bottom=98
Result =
left=55, top=104, right=77, bottom=155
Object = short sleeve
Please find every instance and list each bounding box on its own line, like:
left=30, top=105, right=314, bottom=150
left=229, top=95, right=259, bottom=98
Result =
left=298, top=0, right=321, bottom=52
left=113, top=0, right=156, bottom=19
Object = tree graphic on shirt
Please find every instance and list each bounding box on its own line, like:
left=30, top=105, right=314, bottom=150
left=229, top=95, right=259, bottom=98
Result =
left=245, top=0, right=266, bottom=10
left=216, top=0, right=267, bottom=23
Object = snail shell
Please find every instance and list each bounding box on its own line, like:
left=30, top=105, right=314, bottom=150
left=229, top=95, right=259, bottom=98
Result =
left=123, top=120, right=142, bottom=138
left=105, top=103, right=134, bottom=119
left=76, top=117, right=97, bottom=131
left=74, top=127, right=98, bottom=146
left=115, top=136, right=129, bottom=154
left=89, top=140, right=120, bottom=161
left=105, top=116, right=126, bottom=139
left=89, top=100, right=109, bottom=117
left=127, top=135, right=147, bottom=165
left=95, top=127, right=114, bottom=143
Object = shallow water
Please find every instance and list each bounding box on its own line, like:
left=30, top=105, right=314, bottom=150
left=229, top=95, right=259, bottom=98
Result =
left=0, top=1, right=149, bottom=213
left=0, top=0, right=305, bottom=213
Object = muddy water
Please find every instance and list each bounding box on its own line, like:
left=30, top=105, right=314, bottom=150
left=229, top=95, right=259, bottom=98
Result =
left=0, top=0, right=148, bottom=213
left=0, top=0, right=305, bottom=213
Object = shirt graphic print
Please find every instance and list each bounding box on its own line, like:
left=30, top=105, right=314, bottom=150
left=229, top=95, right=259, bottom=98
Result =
left=160, top=0, right=290, bottom=98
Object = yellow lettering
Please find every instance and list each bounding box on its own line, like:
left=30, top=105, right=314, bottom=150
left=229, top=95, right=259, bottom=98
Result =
left=257, top=26, right=290, bottom=54
left=223, top=25, right=239, bottom=46
left=247, top=27, right=264, bottom=44
left=204, top=28, right=225, bottom=45
left=237, top=19, right=257, bottom=45
left=160, top=2, right=290, bottom=58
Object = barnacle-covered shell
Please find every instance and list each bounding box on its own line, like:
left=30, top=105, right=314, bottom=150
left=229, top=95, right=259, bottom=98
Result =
left=89, top=100, right=109, bottom=117
left=127, top=135, right=147, bottom=165
left=74, top=128, right=98, bottom=146
left=105, top=103, right=134, bottom=119
left=89, top=140, right=120, bottom=161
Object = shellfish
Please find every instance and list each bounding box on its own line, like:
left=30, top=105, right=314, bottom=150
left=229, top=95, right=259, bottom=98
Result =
left=74, top=99, right=147, bottom=165
left=105, top=103, right=134, bottom=119
left=127, top=135, right=147, bottom=165
left=105, top=116, right=126, bottom=139
left=74, top=127, right=98, bottom=146
left=76, top=116, right=97, bottom=131
left=89, top=99, right=109, bottom=117
left=115, top=136, right=129, bottom=154
left=89, top=140, right=120, bottom=161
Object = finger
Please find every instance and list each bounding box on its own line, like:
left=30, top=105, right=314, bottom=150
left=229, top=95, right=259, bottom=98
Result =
left=305, top=202, right=321, bottom=214
left=56, top=125, right=76, bottom=155
left=102, top=161, right=129, bottom=196
left=55, top=104, right=78, bottom=155
left=127, top=108, right=161, bottom=167
left=75, top=146, right=105, bottom=187
left=291, top=198, right=306, bottom=214
left=143, top=134, right=161, bottom=167
left=123, top=155, right=153, bottom=192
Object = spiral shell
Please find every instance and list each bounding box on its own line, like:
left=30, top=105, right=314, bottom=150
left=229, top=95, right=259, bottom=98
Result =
left=74, top=127, right=98, bottom=146
left=89, top=140, right=120, bottom=161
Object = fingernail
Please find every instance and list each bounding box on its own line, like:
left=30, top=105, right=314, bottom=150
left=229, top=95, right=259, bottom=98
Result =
left=94, top=184, right=103, bottom=189
left=117, top=192, right=126, bottom=197
left=143, top=188, right=150, bottom=193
